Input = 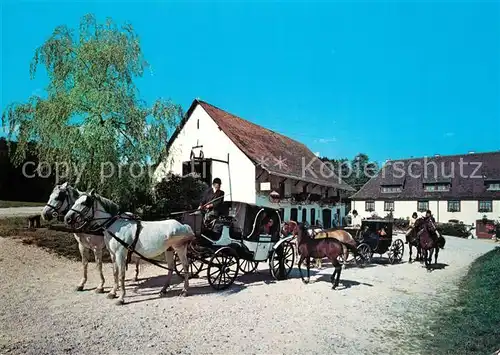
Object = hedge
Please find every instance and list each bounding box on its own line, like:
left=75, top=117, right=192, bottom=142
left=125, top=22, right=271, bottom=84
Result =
left=436, top=223, right=472, bottom=238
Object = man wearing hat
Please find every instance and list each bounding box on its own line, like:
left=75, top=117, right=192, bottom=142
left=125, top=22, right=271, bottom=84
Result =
left=199, top=177, right=225, bottom=228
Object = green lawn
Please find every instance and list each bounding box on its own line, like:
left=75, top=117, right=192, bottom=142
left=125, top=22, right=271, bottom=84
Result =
left=0, top=200, right=45, bottom=208
left=419, top=246, right=500, bottom=355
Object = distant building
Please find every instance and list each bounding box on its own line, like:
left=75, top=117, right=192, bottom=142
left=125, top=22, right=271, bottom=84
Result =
left=350, top=151, right=500, bottom=226
left=154, top=99, right=355, bottom=226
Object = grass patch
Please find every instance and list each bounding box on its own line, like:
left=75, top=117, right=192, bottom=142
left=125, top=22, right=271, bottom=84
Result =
left=0, top=200, right=45, bottom=208
left=0, top=217, right=167, bottom=264
left=0, top=216, right=112, bottom=262
left=418, top=247, right=500, bottom=355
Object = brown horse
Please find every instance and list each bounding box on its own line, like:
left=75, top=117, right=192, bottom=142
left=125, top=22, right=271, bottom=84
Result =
left=406, top=217, right=424, bottom=263
left=292, top=222, right=362, bottom=289
left=408, top=217, right=445, bottom=267
left=282, top=221, right=358, bottom=268
left=418, top=217, right=441, bottom=270
left=310, top=227, right=359, bottom=267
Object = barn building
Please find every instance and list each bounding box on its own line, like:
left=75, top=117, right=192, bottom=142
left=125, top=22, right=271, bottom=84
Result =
left=350, top=151, right=500, bottom=227
left=154, top=98, right=355, bottom=226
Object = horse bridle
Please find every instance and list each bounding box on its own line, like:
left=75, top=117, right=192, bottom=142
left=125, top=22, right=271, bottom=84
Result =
left=45, top=189, right=73, bottom=220
left=414, top=218, right=436, bottom=237
left=68, top=195, right=119, bottom=232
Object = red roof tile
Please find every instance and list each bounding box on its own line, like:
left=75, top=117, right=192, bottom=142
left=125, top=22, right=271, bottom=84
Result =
left=168, top=99, right=354, bottom=191
left=351, top=152, right=500, bottom=200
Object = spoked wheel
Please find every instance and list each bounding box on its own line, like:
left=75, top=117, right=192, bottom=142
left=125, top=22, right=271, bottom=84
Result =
left=239, top=260, right=259, bottom=274
left=356, top=243, right=372, bottom=266
left=388, top=239, right=404, bottom=264
left=270, top=241, right=295, bottom=280
left=174, top=252, right=203, bottom=279
left=207, top=247, right=239, bottom=290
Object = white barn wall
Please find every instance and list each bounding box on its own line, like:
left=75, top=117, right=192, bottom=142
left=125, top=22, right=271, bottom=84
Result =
left=256, top=195, right=347, bottom=226
left=352, top=199, right=500, bottom=225
left=154, top=105, right=256, bottom=204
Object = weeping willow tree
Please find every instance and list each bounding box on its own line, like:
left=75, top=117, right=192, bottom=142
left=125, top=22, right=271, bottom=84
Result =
left=1, top=14, right=182, bottom=207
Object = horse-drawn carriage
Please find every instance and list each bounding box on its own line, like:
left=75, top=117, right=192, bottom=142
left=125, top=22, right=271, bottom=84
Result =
left=344, top=219, right=404, bottom=265
left=172, top=201, right=296, bottom=290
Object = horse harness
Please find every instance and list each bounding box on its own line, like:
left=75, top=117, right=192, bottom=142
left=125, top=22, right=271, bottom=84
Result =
left=69, top=199, right=176, bottom=272
left=45, top=188, right=74, bottom=220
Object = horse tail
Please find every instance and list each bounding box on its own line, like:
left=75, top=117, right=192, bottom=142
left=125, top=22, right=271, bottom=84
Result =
left=437, top=236, right=445, bottom=249
left=340, top=241, right=363, bottom=260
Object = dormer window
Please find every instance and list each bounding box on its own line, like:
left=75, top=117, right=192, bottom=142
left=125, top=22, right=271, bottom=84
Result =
left=423, top=183, right=450, bottom=192
left=381, top=185, right=402, bottom=193
left=485, top=181, right=500, bottom=191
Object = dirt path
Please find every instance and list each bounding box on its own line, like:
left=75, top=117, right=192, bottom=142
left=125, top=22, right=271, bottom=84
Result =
left=0, top=207, right=43, bottom=218
left=0, top=234, right=495, bottom=355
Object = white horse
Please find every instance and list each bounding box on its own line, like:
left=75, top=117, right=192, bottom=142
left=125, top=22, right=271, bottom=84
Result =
left=64, top=190, right=195, bottom=305
left=41, top=182, right=143, bottom=293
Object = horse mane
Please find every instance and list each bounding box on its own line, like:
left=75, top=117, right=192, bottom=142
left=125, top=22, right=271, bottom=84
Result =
left=67, top=185, right=83, bottom=200
left=296, top=222, right=312, bottom=242
left=93, top=193, right=120, bottom=216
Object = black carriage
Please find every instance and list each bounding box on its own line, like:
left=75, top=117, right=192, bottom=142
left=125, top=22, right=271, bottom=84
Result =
left=172, top=201, right=296, bottom=290
left=343, top=219, right=404, bottom=265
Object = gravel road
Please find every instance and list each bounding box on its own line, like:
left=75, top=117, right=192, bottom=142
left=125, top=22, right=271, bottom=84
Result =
left=0, top=207, right=43, bottom=218
left=0, top=234, right=496, bottom=355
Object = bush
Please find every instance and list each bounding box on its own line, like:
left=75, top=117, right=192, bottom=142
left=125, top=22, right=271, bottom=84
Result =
left=394, top=218, right=409, bottom=230
left=140, top=172, right=208, bottom=220
left=436, top=222, right=471, bottom=238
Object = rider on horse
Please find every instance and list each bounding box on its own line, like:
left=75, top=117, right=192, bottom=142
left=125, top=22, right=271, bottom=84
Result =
left=405, top=212, right=418, bottom=244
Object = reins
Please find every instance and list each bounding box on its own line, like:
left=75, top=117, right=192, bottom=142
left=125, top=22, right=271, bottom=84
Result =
left=68, top=196, right=199, bottom=273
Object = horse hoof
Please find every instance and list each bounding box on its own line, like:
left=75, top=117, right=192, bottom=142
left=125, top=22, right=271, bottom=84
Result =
left=95, top=287, right=104, bottom=294
left=75, top=285, right=84, bottom=292
left=179, top=291, right=188, bottom=297
left=159, top=290, right=167, bottom=298
left=107, top=293, right=116, bottom=299
left=115, top=299, right=125, bottom=305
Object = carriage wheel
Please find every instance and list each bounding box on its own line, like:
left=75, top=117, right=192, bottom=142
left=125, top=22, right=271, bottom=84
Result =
left=270, top=241, right=295, bottom=280
left=239, top=260, right=259, bottom=274
left=356, top=243, right=372, bottom=266
left=174, top=252, right=203, bottom=279
left=207, top=247, right=239, bottom=290
left=388, top=239, right=404, bottom=264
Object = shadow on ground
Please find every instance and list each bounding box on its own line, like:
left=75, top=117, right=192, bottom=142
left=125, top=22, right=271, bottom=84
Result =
left=314, top=275, right=374, bottom=289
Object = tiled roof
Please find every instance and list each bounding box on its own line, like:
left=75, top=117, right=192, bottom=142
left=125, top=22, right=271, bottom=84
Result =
left=350, top=152, right=500, bottom=200
left=167, top=99, right=354, bottom=191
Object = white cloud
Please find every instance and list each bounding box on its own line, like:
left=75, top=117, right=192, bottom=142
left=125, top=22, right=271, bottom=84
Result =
left=314, top=152, right=320, bottom=157
left=316, top=137, right=337, bottom=143
left=444, top=132, right=455, bottom=137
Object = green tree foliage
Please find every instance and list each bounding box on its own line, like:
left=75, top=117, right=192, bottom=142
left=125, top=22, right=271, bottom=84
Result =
left=1, top=14, right=182, bottom=202
left=320, top=153, right=379, bottom=191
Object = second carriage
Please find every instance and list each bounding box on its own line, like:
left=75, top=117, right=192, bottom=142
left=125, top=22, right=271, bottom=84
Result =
left=343, top=219, right=404, bottom=265
left=172, top=201, right=296, bottom=290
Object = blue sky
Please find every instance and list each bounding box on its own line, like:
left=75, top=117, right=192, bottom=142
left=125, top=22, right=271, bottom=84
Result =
left=2, top=1, right=499, bottom=166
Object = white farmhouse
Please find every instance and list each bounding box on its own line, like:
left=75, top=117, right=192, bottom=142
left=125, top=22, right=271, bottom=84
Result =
left=154, top=99, right=355, bottom=226
left=350, top=151, right=500, bottom=227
